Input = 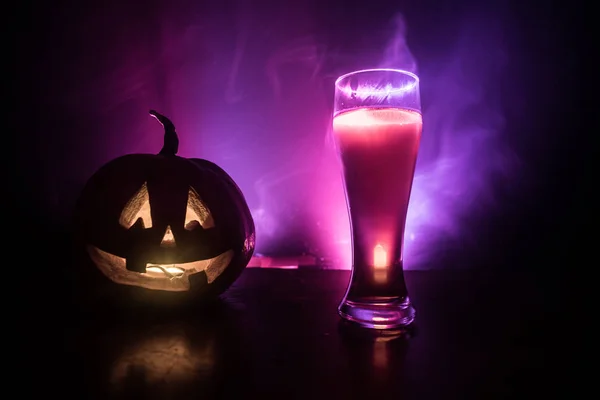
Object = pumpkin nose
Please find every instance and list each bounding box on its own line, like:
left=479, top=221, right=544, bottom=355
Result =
left=160, top=225, right=176, bottom=247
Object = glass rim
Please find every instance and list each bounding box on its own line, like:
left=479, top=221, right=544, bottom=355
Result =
left=334, top=68, right=419, bottom=91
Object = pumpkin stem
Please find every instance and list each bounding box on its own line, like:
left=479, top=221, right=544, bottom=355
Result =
left=150, top=110, right=179, bottom=156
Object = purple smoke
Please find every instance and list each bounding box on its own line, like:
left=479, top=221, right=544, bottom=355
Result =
left=41, top=4, right=518, bottom=269
left=249, top=11, right=519, bottom=268
left=403, top=13, right=519, bottom=266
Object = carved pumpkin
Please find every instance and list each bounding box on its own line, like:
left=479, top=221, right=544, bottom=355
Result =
left=75, top=110, right=255, bottom=298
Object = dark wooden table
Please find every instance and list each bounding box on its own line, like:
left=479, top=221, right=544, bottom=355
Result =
left=20, top=264, right=569, bottom=399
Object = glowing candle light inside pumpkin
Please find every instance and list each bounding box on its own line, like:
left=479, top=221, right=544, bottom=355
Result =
left=373, top=244, right=387, bottom=268
left=146, top=265, right=185, bottom=278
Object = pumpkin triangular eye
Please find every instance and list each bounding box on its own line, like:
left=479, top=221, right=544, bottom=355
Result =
left=160, top=225, right=176, bottom=247
left=119, top=182, right=153, bottom=229
left=185, top=187, right=215, bottom=229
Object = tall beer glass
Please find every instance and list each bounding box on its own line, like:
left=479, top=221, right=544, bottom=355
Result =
left=333, top=69, right=422, bottom=329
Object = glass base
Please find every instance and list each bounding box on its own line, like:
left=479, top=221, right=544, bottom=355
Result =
left=338, top=297, right=415, bottom=330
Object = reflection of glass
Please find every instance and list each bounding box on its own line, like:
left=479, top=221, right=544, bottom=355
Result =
left=333, top=68, right=422, bottom=329
left=338, top=320, right=410, bottom=395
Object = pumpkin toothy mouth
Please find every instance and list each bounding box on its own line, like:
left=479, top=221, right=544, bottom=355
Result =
left=87, top=246, right=234, bottom=292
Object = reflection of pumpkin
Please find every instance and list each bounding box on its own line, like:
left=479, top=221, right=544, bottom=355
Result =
left=75, top=110, right=255, bottom=296
left=110, top=329, right=216, bottom=387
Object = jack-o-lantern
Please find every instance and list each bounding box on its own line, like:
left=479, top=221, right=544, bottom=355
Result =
left=75, top=110, right=255, bottom=298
